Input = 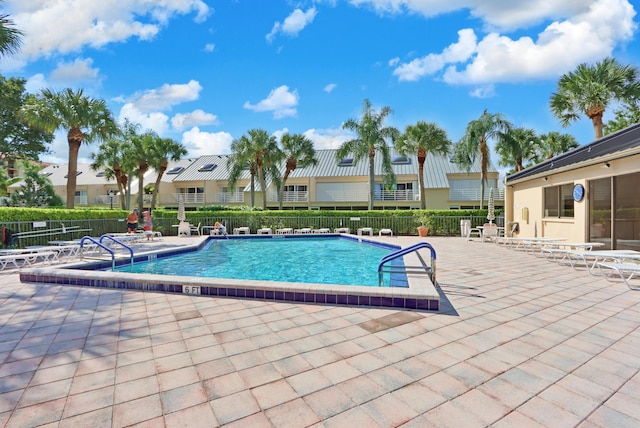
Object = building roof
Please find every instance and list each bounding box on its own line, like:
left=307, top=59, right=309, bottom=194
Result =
left=9, top=148, right=495, bottom=191
left=250, top=148, right=494, bottom=189
left=506, top=123, right=640, bottom=183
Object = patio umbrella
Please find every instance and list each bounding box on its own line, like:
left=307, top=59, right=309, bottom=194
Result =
left=487, top=188, right=495, bottom=224
left=177, top=194, right=186, bottom=222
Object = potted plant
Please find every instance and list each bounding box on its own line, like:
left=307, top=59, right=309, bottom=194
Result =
left=417, top=215, right=429, bottom=237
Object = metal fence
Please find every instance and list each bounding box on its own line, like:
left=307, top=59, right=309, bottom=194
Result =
left=1, top=214, right=503, bottom=248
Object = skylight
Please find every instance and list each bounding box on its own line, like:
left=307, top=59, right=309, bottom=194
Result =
left=64, top=171, right=83, bottom=178
left=198, top=163, right=217, bottom=172
left=166, top=166, right=184, bottom=175
left=338, top=158, right=354, bottom=166
left=95, top=171, right=105, bottom=177
left=391, top=156, right=410, bottom=165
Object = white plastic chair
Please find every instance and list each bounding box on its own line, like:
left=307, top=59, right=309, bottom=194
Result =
left=190, top=222, right=202, bottom=236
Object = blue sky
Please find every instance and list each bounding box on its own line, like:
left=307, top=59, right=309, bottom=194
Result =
left=1, top=0, right=639, bottom=176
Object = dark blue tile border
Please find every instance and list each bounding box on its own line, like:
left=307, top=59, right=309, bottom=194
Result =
left=18, top=233, right=439, bottom=312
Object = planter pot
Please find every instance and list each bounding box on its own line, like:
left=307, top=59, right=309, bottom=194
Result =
left=417, top=226, right=429, bottom=237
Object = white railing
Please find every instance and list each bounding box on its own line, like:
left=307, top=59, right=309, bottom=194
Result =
left=269, top=190, right=308, bottom=202
left=450, top=187, right=505, bottom=201
left=218, top=192, right=244, bottom=203
left=374, top=189, right=415, bottom=201
left=174, top=193, right=205, bottom=204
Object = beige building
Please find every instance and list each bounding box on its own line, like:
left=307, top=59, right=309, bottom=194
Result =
left=10, top=149, right=503, bottom=211
left=505, top=123, right=640, bottom=250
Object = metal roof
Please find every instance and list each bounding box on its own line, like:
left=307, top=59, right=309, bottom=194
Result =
left=507, top=123, right=640, bottom=183
left=287, top=149, right=493, bottom=188
left=13, top=148, right=494, bottom=191
left=171, top=154, right=251, bottom=182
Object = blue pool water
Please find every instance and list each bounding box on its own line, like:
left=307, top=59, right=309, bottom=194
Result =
left=114, top=237, right=405, bottom=287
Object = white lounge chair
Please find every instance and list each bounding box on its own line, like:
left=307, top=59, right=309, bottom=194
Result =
left=190, top=222, right=202, bottom=236
left=597, top=261, right=640, bottom=290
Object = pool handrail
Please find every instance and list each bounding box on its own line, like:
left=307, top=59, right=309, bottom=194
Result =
left=80, top=236, right=117, bottom=271
left=378, top=242, right=437, bottom=286
left=99, top=235, right=134, bottom=269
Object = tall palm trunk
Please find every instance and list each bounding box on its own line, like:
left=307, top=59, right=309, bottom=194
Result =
left=587, top=106, right=605, bottom=139
left=150, top=161, right=167, bottom=210
left=249, top=164, right=256, bottom=207
left=137, top=162, right=148, bottom=213
left=417, top=148, right=426, bottom=210
left=66, top=128, right=83, bottom=208
left=368, top=149, right=375, bottom=210
left=278, top=169, right=292, bottom=210
left=119, top=175, right=128, bottom=210
left=479, top=136, right=489, bottom=210
left=257, top=164, right=268, bottom=210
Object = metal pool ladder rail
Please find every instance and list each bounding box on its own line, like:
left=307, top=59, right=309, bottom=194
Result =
left=378, top=242, right=437, bottom=286
left=80, top=235, right=134, bottom=271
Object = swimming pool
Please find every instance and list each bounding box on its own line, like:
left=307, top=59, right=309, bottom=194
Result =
left=114, top=237, right=405, bottom=287
left=19, top=235, right=440, bottom=311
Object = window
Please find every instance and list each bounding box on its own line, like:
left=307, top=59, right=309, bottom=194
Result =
left=544, top=184, right=574, bottom=218
left=283, top=185, right=307, bottom=192
left=391, top=155, right=410, bottom=165
left=166, top=166, right=184, bottom=175
left=95, top=171, right=105, bottom=177
left=338, top=158, right=353, bottom=166
left=64, top=171, right=83, bottom=178
left=198, top=163, right=217, bottom=172
left=40, top=171, right=53, bottom=177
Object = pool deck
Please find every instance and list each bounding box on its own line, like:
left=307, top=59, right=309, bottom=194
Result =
left=1, top=235, right=639, bottom=427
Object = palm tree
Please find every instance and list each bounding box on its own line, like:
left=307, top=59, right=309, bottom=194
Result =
left=227, top=129, right=280, bottom=210
left=453, top=109, right=512, bottom=209
left=395, top=121, right=451, bottom=209
left=20, top=88, right=118, bottom=208
left=495, top=127, right=539, bottom=173
left=337, top=99, right=399, bottom=210
left=91, top=137, right=130, bottom=210
left=533, top=131, right=579, bottom=162
left=550, top=57, right=640, bottom=140
left=0, top=1, right=24, bottom=59
left=277, top=133, right=317, bottom=210
left=148, top=137, right=187, bottom=210
left=227, top=135, right=257, bottom=207
left=129, top=131, right=157, bottom=213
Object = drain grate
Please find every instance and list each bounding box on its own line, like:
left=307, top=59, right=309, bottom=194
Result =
left=358, top=311, right=424, bottom=333
left=174, top=310, right=202, bottom=321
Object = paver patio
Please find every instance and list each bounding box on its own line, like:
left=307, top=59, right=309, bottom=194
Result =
left=0, top=235, right=638, bottom=427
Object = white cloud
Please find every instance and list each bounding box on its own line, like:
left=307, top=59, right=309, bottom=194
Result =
left=469, top=85, right=496, bottom=99
left=118, top=103, right=170, bottom=136
left=4, top=0, right=210, bottom=63
left=350, top=0, right=592, bottom=32
left=243, top=85, right=299, bottom=119
left=181, top=127, right=234, bottom=157
left=49, top=57, right=101, bottom=86
left=203, top=43, right=215, bottom=52
left=390, top=0, right=636, bottom=85
left=127, top=80, right=203, bottom=112
left=171, top=109, right=219, bottom=131
left=266, top=7, right=317, bottom=42
left=393, top=28, right=477, bottom=81
left=303, top=128, right=351, bottom=150
left=324, top=83, right=337, bottom=93
left=24, top=73, right=49, bottom=94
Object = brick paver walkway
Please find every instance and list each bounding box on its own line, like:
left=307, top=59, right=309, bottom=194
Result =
left=0, top=236, right=638, bottom=427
